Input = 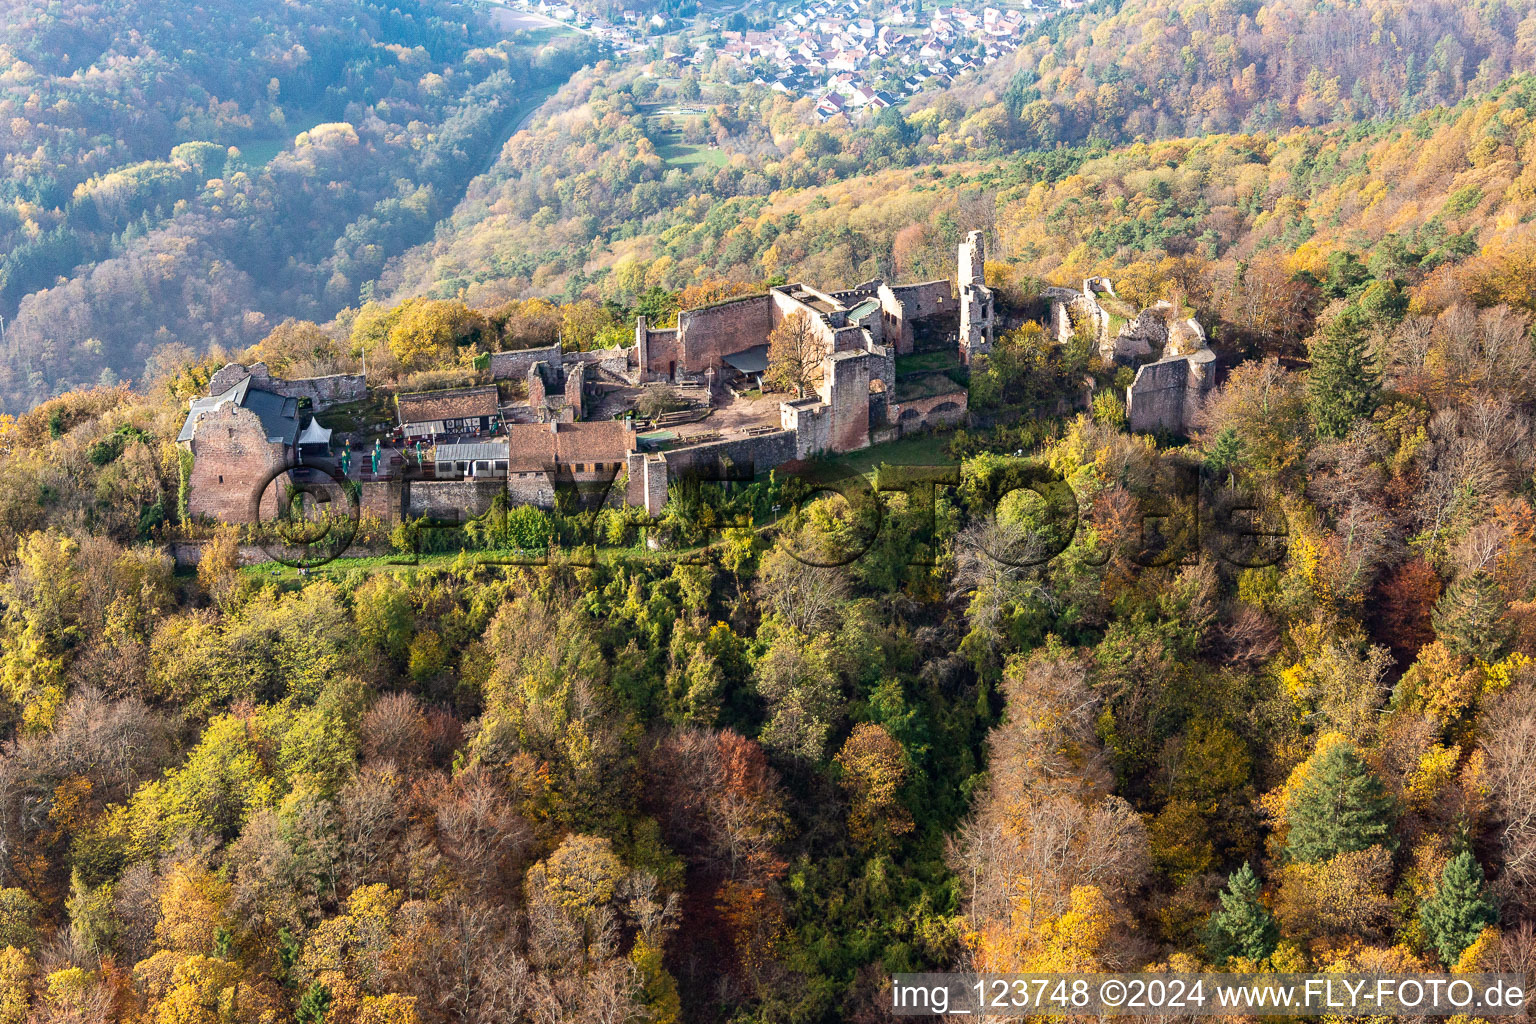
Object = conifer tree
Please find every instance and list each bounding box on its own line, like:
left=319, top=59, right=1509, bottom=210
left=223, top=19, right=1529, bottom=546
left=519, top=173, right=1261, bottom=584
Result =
left=1307, top=312, right=1380, bottom=438
left=1420, top=850, right=1497, bottom=966
left=1204, top=426, right=1245, bottom=483
left=1432, top=570, right=1511, bottom=660
left=1203, top=862, right=1279, bottom=965
left=1284, top=740, right=1397, bottom=863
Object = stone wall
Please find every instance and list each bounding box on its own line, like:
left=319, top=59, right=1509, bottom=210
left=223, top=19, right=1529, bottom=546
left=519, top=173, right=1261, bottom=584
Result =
left=1126, top=349, right=1216, bottom=434
left=406, top=479, right=503, bottom=521
left=1108, top=302, right=1171, bottom=363
left=564, top=362, right=586, bottom=418
left=489, top=343, right=561, bottom=381
left=891, top=389, right=968, bottom=433
left=623, top=452, right=673, bottom=515
left=885, top=281, right=952, bottom=320
left=360, top=480, right=402, bottom=523
left=527, top=363, right=549, bottom=409
left=770, top=289, right=841, bottom=355
left=207, top=362, right=367, bottom=411
left=636, top=317, right=682, bottom=378
left=509, top=471, right=558, bottom=509
left=565, top=346, right=631, bottom=366
left=660, top=429, right=798, bottom=481
left=167, top=540, right=273, bottom=569
left=1045, top=287, right=1111, bottom=351
left=187, top=403, right=290, bottom=523
left=782, top=397, right=831, bottom=459
left=823, top=350, right=872, bottom=452
left=872, top=281, right=951, bottom=355
left=958, top=231, right=994, bottom=364
left=678, top=294, right=774, bottom=374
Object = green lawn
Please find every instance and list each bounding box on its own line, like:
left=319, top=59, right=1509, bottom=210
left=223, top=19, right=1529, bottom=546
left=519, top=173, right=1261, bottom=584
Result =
left=235, top=113, right=330, bottom=168
left=895, top=350, right=962, bottom=376
left=654, top=136, right=728, bottom=169
left=812, top=429, right=957, bottom=479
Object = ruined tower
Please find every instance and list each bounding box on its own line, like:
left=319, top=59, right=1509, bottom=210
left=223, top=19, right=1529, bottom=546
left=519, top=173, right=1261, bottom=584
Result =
left=958, top=230, right=994, bottom=364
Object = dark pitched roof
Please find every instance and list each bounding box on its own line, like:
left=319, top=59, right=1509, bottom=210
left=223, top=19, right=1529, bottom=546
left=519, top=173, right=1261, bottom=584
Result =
left=177, top=375, right=300, bottom=445
left=505, top=421, right=637, bottom=471
left=396, top=386, right=500, bottom=425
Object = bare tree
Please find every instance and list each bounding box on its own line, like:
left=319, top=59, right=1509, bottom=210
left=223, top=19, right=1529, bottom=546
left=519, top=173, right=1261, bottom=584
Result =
left=765, top=311, right=822, bottom=398
left=1483, top=680, right=1536, bottom=910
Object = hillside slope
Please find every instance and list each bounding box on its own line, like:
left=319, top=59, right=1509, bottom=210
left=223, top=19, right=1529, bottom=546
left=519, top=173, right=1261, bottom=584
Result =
left=919, top=0, right=1536, bottom=154
left=0, top=0, right=597, bottom=411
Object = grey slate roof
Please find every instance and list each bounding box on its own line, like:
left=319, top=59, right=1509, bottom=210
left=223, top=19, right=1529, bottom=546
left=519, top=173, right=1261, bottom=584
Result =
left=723, top=344, right=770, bottom=374
left=436, top=442, right=510, bottom=462
left=176, top=375, right=300, bottom=446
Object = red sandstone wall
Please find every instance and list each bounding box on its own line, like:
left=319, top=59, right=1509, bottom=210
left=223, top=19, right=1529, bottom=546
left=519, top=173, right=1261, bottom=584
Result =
left=642, top=327, right=681, bottom=376
left=679, top=294, right=773, bottom=372
left=187, top=404, right=289, bottom=524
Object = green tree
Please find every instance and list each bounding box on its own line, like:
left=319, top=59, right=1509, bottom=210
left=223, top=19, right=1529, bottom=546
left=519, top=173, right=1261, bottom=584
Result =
left=0, top=891, right=39, bottom=952
left=1420, top=851, right=1497, bottom=966
left=296, top=981, right=333, bottom=1023
left=1432, top=570, right=1511, bottom=660
left=1203, top=426, right=1244, bottom=482
left=1284, top=740, right=1397, bottom=863
left=1203, top=862, right=1278, bottom=964
left=1307, top=313, right=1380, bottom=438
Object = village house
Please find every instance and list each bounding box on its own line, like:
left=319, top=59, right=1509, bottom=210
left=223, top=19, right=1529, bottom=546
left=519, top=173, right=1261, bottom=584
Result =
left=505, top=421, right=639, bottom=508
left=396, top=385, right=500, bottom=437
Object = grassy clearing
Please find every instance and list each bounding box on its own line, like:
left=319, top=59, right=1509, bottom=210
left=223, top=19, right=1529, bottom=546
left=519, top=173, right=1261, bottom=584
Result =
left=813, top=430, right=957, bottom=479
left=895, top=350, right=963, bottom=375
left=235, top=113, right=330, bottom=168
left=895, top=372, right=967, bottom=401
left=654, top=134, right=728, bottom=169
left=315, top=391, right=397, bottom=436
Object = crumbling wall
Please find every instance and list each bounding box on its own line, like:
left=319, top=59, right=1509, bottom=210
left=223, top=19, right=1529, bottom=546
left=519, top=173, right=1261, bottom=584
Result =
left=636, top=317, right=682, bottom=378
left=958, top=232, right=994, bottom=364
left=886, top=281, right=952, bottom=319
left=1108, top=302, right=1172, bottom=364
left=490, top=343, right=562, bottom=381
left=1126, top=350, right=1215, bottom=434
left=660, top=430, right=797, bottom=481
left=208, top=362, right=367, bottom=411
left=677, top=294, right=773, bottom=373
left=564, top=362, right=586, bottom=418
left=1044, top=287, right=1110, bottom=351
left=564, top=346, right=635, bottom=383
left=527, top=363, right=550, bottom=409
left=1126, top=358, right=1191, bottom=434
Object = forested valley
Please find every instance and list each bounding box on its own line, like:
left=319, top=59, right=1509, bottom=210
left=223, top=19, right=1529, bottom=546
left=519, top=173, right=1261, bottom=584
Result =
left=0, top=0, right=598, bottom=411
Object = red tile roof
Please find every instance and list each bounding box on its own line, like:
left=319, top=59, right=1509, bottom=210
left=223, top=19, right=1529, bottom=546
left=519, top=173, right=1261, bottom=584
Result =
left=505, top=421, right=637, bottom=471
left=397, top=386, right=500, bottom=425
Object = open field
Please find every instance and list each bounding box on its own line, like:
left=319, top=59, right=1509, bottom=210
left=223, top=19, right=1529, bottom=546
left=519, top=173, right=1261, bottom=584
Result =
left=653, top=132, right=728, bottom=168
